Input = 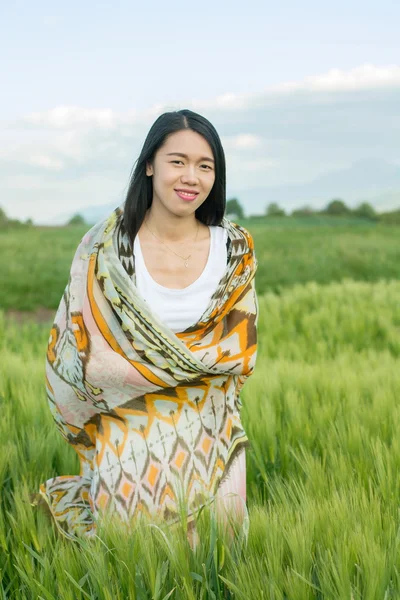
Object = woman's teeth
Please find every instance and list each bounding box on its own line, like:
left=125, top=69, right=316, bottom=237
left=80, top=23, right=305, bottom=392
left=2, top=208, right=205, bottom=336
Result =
left=175, top=190, right=198, bottom=201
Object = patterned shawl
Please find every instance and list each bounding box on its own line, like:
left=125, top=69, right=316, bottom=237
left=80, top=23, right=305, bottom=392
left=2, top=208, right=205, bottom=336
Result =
left=38, top=205, right=258, bottom=540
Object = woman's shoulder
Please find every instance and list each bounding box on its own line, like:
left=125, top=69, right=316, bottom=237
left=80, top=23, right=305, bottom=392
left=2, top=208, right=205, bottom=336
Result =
left=74, top=206, right=121, bottom=254
left=220, top=217, right=254, bottom=246
left=209, top=224, right=228, bottom=240
left=74, top=222, right=102, bottom=254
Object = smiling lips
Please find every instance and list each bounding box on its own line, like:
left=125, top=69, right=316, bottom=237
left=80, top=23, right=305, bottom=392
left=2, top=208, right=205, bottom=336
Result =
left=175, top=189, right=199, bottom=201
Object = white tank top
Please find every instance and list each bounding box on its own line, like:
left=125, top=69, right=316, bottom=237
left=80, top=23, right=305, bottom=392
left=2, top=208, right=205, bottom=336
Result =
left=134, top=225, right=228, bottom=332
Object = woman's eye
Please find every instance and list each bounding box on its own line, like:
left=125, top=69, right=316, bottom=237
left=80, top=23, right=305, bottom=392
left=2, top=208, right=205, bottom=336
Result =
left=171, top=160, right=212, bottom=170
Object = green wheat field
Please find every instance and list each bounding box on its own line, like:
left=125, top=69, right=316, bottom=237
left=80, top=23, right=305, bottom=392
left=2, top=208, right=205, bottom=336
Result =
left=1, top=217, right=400, bottom=599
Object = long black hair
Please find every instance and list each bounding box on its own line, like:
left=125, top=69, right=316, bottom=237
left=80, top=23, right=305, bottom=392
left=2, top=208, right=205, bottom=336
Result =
left=122, top=109, right=226, bottom=246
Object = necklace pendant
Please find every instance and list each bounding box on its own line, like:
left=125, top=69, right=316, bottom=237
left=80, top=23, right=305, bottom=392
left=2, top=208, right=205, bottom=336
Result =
left=184, top=259, right=189, bottom=268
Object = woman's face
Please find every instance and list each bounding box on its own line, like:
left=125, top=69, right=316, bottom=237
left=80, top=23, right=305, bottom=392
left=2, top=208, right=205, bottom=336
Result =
left=146, top=129, right=216, bottom=217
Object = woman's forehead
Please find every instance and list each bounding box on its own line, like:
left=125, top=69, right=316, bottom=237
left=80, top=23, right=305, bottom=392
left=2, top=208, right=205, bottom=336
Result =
left=161, top=129, right=213, bottom=156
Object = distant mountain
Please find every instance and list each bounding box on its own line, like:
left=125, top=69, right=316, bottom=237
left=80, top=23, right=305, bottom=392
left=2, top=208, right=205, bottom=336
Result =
left=80, top=201, right=121, bottom=224
left=51, top=201, right=121, bottom=226
left=53, top=159, right=400, bottom=224
left=237, top=159, right=400, bottom=214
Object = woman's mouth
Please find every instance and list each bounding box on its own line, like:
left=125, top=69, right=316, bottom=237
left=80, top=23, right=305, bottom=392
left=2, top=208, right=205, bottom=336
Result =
left=175, top=190, right=199, bottom=202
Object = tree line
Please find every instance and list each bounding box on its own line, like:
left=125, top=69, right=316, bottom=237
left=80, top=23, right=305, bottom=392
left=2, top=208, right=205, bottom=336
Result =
left=1, top=197, right=400, bottom=230
left=0, top=207, right=33, bottom=230
left=226, top=198, right=400, bottom=224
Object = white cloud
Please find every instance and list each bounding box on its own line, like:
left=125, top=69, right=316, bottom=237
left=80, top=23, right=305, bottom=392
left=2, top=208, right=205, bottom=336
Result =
left=213, top=93, right=249, bottom=110
left=222, top=134, right=264, bottom=150
left=27, top=155, right=64, bottom=170
left=194, top=92, right=247, bottom=111
left=17, top=64, right=400, bottom=135
left=24, top=106, right=118, bottom=129
left=233, top=134, right=263, bottom=149
left=20, top=103, right=176, bottom=131
left=263, top=64, right=400, bottom=99
left=2, top=64, right=400, bottom=221
left=307, top=64, right=400, bottom=92
left=2, top=173, right=124, bottom=223
left=190, top=64, right=400, bottom=113
left=241, top=158, right=278, bottom=172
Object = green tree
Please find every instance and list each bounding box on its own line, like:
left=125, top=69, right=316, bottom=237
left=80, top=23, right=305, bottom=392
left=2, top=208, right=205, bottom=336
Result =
left=323, top=198, right=351, bottom=216
left=226, top=198, right=244, bottom=219
left=291, top=205, right=316, bottom=217
left=353, top=202, right=378, bottom=221
left=266, top=202, right=286, bottom=217
left=378, top=208, right=400, bottom=225
left=67, top=213, right=86, bottom=226
left=0, top=206, right=8, bottom=229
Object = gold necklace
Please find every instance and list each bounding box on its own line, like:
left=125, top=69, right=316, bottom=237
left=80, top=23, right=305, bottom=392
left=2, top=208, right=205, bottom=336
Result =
left=144, top=218, right=199, bottom=268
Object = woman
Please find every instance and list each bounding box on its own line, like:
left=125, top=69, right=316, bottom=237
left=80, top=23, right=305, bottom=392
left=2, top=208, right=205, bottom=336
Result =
left=36, top=109, right=259, bottom=546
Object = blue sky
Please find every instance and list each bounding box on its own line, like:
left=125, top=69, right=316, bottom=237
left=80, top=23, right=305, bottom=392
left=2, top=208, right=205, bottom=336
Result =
left=2, top=0, right=400, bottom=222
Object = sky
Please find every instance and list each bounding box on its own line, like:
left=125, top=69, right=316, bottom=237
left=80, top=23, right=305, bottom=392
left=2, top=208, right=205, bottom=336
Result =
left=1, top=0, right=400, bottom=223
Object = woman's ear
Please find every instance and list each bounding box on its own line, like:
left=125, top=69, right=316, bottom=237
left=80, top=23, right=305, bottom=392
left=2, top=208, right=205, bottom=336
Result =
left=146, top=161, right=153, bottom=177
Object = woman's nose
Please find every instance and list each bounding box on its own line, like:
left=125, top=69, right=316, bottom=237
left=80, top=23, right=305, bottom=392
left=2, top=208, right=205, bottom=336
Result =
left=181, top=166, right=199, bottom=184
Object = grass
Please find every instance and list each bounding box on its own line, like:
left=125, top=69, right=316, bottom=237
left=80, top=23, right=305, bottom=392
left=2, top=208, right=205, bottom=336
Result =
left=1, top=274, right=400, bottom=598
left=1, top=218, right=399, bottom=312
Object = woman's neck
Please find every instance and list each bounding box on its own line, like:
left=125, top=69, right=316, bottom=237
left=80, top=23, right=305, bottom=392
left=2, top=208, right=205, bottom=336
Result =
left=144, top=204, right=198, bottom=243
